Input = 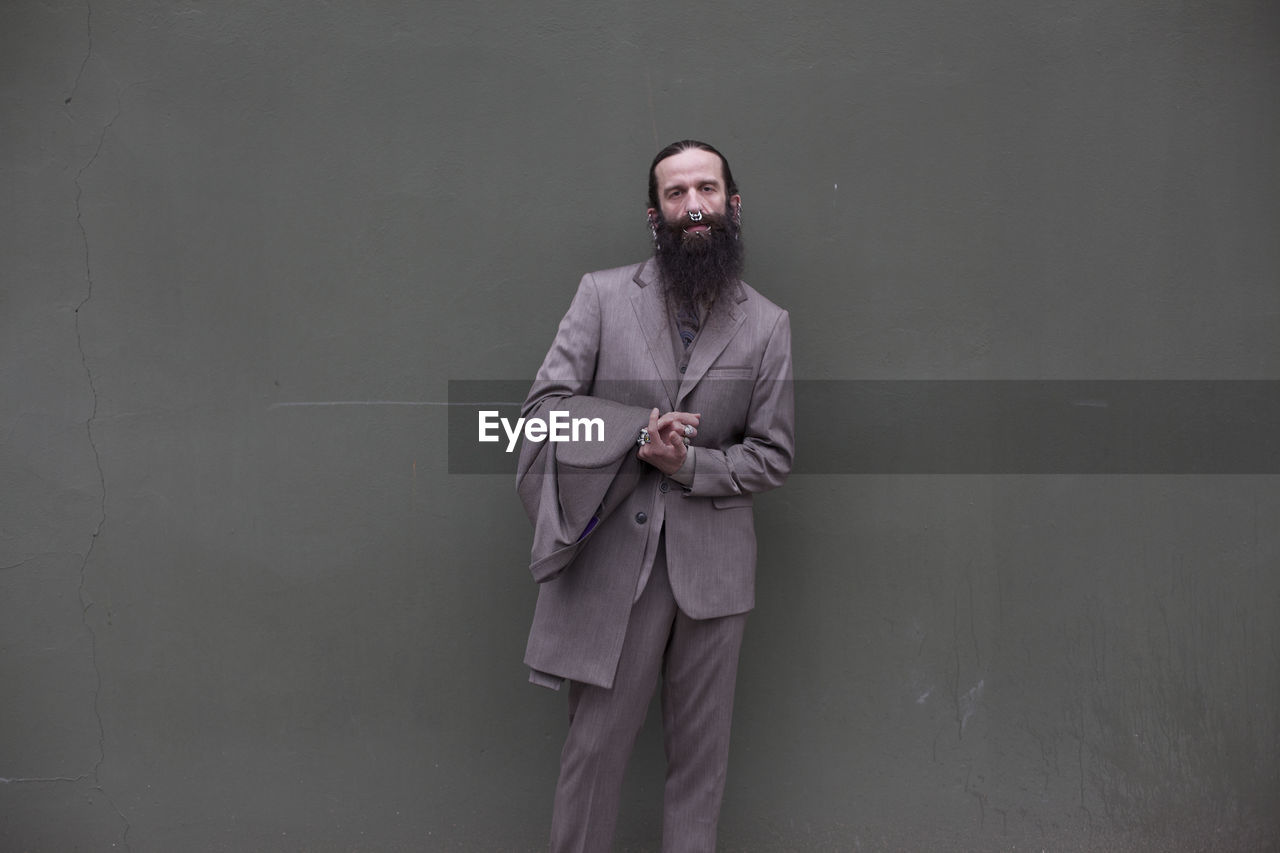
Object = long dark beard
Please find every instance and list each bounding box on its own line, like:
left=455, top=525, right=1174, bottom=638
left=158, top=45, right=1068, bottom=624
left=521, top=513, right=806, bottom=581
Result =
left=653, top=210, right=744, bottom=311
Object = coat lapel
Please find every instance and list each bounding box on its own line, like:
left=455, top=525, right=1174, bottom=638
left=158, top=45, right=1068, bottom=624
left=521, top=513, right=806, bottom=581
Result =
left=676, top=282, right=747, bottom=407
left=630, top=260, right=679, bottom=411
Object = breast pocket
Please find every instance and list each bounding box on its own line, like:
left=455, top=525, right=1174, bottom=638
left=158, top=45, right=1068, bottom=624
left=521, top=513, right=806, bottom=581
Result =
left=704, top=366, right=755, bottom=379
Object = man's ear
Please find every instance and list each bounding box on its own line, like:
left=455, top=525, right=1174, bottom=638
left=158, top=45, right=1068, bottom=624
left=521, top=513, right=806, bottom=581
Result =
left=729, top=195, right=741, bottom=215
left=647, top=208, right=658, bottom=227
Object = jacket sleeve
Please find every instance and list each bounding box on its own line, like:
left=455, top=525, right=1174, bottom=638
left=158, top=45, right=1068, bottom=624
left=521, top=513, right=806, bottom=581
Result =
left=684, top=309, right=795, bottom=497
left=516, top=273, right=653, bottom=582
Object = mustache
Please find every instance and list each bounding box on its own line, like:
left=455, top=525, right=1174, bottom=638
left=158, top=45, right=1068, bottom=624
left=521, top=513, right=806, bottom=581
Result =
left=666, top=210, right=732, bottom=233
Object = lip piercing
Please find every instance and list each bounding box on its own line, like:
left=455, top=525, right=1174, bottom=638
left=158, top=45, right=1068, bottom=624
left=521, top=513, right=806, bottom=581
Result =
left=688, top=211, right=703, bottom=222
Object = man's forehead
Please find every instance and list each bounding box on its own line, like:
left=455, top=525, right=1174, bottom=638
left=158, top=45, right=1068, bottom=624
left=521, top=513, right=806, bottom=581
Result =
left=654, top=148, right=726, bottom=188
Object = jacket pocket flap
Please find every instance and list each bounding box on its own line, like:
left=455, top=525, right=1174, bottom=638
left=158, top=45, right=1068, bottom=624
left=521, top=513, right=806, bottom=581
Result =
left=712, top=493, right=754, bottom=509
left=705, top=366, right=754, bottom=379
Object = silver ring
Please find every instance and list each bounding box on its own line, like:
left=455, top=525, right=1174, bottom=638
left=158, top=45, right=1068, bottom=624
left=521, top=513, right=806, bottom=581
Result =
left=682, top=424, right=694, bottom=438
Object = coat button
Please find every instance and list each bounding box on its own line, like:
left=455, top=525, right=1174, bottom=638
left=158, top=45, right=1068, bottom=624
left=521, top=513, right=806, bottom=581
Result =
left=678, top=363, right=687, bottom=373
left=635, top=512, right=648, bottom=524
left=659, top=480, right=670, bottom=493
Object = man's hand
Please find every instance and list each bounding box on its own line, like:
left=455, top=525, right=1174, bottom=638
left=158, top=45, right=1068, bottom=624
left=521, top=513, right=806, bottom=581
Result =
left=638, top=408, right=700, bottom=476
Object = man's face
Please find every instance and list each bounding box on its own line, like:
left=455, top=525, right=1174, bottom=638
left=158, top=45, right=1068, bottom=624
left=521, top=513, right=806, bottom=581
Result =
left=648, top=147, right=741, bottom=240
left=648, top=146, right=745, bottom=308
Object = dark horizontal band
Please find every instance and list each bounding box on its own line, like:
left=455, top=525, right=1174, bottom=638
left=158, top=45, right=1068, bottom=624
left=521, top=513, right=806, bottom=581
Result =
left=447, top=379, right=1280, bottom=475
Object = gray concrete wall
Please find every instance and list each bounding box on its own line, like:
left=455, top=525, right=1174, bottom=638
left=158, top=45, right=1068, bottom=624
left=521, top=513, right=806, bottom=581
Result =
left=2, top=1, right=1277, bottom=850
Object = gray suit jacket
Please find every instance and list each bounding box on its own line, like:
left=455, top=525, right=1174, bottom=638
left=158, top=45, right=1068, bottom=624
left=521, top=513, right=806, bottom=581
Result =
left=517, top=259, right=794, bottom=688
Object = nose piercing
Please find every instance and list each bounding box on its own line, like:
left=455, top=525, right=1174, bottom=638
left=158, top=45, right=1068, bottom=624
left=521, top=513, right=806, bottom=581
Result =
left=688, top=211, right=703, bottom=222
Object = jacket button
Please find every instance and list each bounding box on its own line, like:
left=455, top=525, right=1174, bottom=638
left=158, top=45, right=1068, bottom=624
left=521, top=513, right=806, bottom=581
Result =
left=659, top=481, right=670, bottom=493
left=635, top=512, right=648, bottom=524
left=678, top=363, right=687, bottom=373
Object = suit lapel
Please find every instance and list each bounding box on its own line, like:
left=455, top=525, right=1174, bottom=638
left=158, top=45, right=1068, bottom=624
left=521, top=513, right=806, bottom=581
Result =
left=677, top=283, right=748, bottom=408
left=630, top=260, right=679, bottom=411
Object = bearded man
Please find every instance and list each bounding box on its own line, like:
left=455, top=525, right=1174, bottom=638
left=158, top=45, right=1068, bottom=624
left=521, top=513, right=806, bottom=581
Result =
left=517, top=140, right=794, bottom=853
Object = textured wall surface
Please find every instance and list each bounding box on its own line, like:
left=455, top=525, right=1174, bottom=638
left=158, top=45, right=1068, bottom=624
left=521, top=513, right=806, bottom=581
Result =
left=2, top=1, right=1277, bottom=850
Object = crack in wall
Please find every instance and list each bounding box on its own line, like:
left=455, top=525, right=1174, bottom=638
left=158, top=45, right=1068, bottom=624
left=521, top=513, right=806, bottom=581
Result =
left=64, top=1, right=92, bottom=106
left=71, top=79, right=133, bottom=853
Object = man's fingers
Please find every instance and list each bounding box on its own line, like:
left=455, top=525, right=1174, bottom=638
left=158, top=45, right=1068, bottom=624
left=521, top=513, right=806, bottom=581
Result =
left=641, top=409, right=700, bottom=456
left=658, top=422, right=689, bottom=444
left=654, top=411, right=699, bottom=444
left=653, top=411, right=701, bottom=433
left=657, top=424, right=695, bottom=444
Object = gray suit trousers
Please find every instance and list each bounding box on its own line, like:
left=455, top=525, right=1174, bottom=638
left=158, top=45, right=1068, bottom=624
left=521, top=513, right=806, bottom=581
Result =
left=549, top=538, right=747, bottom=853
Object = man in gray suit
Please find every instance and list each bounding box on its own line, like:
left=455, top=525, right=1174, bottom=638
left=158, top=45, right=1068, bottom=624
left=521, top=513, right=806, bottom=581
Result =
left=517, top=140, right=794, bottom=853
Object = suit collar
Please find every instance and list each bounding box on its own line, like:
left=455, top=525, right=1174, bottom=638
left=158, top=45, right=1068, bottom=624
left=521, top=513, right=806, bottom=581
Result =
left=632, top=258, right=749, bottom=307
